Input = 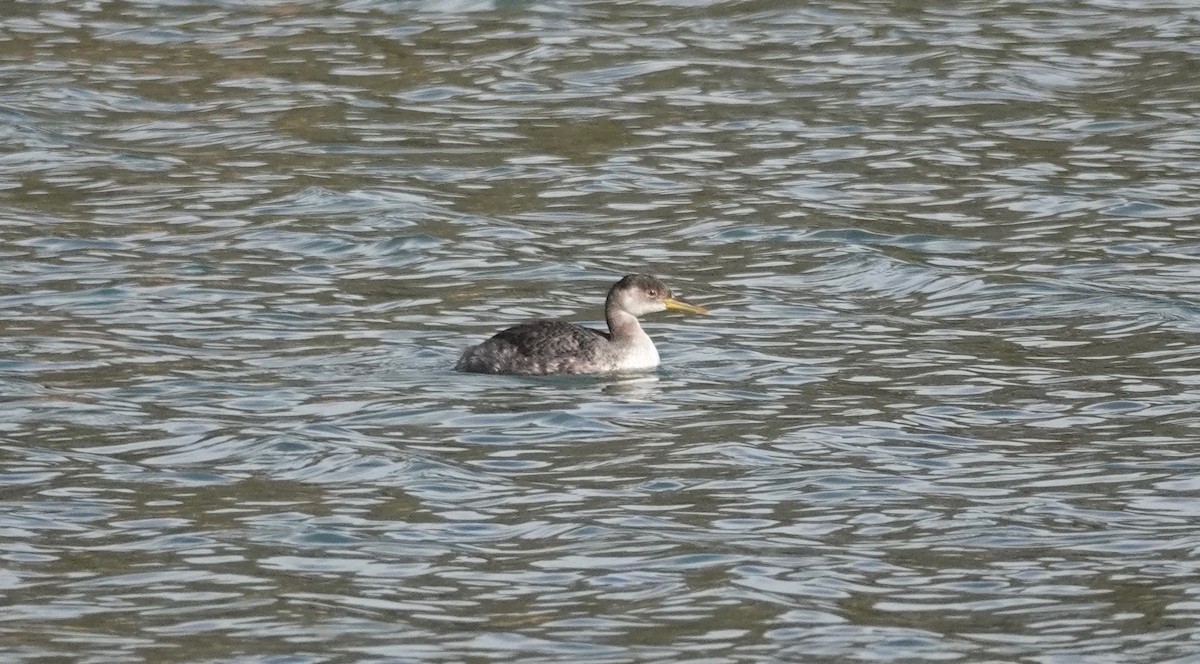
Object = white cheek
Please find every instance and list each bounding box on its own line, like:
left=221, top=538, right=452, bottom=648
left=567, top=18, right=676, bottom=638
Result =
left=633, top=301, right=666, bottom=316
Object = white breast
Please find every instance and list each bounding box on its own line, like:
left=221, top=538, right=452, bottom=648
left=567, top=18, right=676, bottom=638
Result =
left=615, top=331, right=660, bottom=371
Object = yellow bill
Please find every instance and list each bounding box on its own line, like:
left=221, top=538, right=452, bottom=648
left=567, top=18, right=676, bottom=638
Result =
left=663, top=297, right=709, bottom=315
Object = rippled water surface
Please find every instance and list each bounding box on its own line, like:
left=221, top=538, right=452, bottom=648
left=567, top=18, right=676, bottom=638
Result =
left=4, top=0, right=1200, bottom=661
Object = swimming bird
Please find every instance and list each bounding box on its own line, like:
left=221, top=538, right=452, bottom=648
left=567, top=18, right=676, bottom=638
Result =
left=456, top=274, right=708, bottom=375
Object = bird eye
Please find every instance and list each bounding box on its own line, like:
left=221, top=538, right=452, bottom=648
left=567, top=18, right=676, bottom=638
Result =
left=647, top=290, right=658, bottom=298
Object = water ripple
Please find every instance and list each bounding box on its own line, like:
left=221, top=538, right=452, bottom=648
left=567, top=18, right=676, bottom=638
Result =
left=2, top=0, right=1200, bottom=662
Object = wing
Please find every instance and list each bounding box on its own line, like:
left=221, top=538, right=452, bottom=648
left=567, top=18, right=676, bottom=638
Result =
left=490, top=320, right=609, bottom=359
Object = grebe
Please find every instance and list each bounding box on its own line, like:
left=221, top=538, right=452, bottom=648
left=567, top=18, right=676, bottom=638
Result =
left=456, top=274, right=708, bottom=375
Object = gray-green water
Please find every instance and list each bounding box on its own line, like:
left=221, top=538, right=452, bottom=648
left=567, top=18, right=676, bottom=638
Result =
left=3, top=0, right=1200, bottom=661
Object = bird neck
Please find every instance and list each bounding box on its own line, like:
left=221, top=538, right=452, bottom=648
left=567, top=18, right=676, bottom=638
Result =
left=605, top=300, right=644, bottom=342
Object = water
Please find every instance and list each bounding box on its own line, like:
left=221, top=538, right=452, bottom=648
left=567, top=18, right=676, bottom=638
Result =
left=3, top=0, right=1200, bottom=661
